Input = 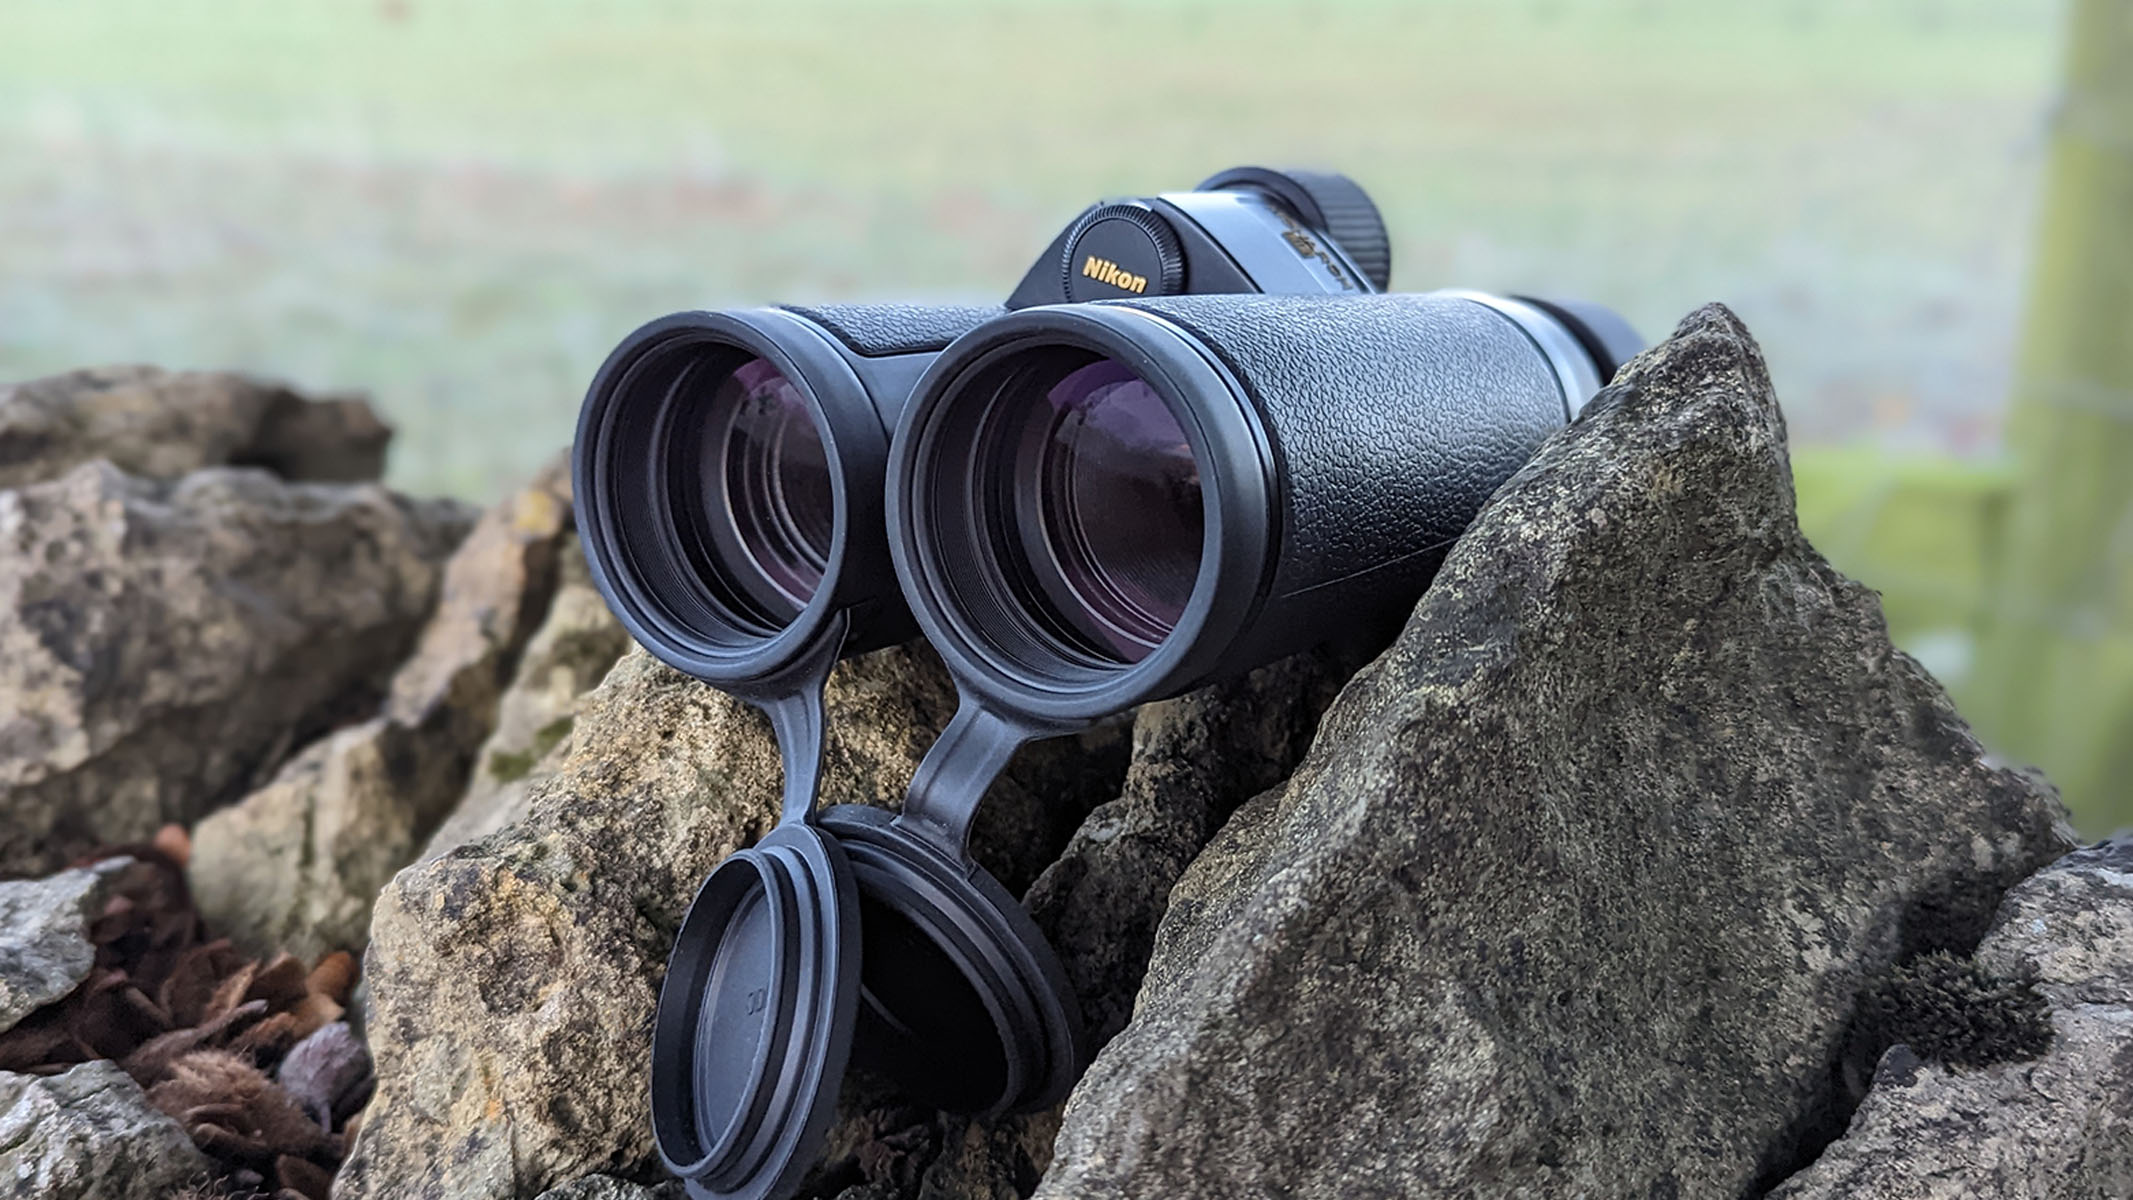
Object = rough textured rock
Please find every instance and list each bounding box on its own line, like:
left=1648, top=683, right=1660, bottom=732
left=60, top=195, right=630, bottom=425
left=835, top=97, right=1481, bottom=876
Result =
left=188, top=458, right=575, bottom=958
left=1034, top=305, right=2078, bottom=1200
left=1771, top=836, right=2133, bottom=1198
left=0, top=1059, right=213, bottom=1198
left=0, top=364, right=392, bottom=489
left=0, top=858, right=130, bottom=1033
left=421, top=537, right=631, bottom=859
left=1021, top=649, right=1355, bottom=1050
left=336, top=641, right=1135, bottom=1200
left=533, top=1177, right=682, bottom=1200
left=0, top=462, right=473, bottom=877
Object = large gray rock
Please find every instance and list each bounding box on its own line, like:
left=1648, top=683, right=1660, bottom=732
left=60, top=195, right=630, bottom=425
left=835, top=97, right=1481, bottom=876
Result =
left=336, top=641, right=1129, bottom=1200
left=1034, top=305, right=2077, bottom=1200
left=1771, top=836, right=2133, bottom=1198
left=188, top=459, right=575, bottom=958
left=0, top=462, right=473, bottom=877
left=0, top=1059, right=213, bottom=1199
left=0, top=364, right=391, bottom=489
left=0, top=858, right=130, bottom=1033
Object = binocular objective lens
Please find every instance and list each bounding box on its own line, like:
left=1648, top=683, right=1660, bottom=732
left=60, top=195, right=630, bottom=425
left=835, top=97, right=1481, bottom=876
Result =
left=685, top=357, right=834, bottom=627
left=1002, top=358, right=1204, bottom=664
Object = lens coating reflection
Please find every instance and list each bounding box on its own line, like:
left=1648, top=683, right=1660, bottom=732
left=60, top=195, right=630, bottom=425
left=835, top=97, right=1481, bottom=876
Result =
left=1004, top=358, right=1203, bottom=663
left=685, top=356, right=833, bottom=627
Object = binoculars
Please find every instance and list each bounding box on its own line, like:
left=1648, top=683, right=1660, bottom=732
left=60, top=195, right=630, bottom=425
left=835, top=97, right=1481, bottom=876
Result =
left=572, top=167, right=1640, bottom=1200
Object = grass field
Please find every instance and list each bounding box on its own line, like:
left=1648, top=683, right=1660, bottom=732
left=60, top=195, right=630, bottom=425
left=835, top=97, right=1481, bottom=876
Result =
left=0, top=0, right=2061, bottom=498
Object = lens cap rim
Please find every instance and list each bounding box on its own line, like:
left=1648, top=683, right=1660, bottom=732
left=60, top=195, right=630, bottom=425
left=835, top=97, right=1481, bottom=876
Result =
left=819, top=803, right=1085, bottom=1115
left=652, top=822, right=861, bottom=1200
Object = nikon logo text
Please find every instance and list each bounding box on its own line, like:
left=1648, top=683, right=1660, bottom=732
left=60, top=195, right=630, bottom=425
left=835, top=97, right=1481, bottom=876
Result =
left=1081, top=255, right=1149, bottom=294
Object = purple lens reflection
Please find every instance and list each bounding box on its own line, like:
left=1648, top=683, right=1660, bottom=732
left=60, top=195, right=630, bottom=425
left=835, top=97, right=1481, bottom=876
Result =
left=1032, top=359, right=1203, bottom=662
left=700, top=357, right=832, bottom=623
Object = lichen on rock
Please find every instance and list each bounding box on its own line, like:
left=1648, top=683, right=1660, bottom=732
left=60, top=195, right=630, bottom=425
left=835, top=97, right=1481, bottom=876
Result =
left=1771, top=836, right=2133, bottom=1198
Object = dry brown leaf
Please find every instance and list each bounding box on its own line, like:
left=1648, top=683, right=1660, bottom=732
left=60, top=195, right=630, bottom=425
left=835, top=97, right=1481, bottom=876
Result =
left=290, top=992, right=345, bottom=1041
left=307, top=951, right=357, bottom=1006
left=275, top=1153, right=336, bottom=1200
left=0, top=1018, right=78, bottom=1074
left=246, top=953, right=311, bottom=1011
left=9, top=844, right=371, bottom=1193
left=63, top=973, right=167, bottom=1060
left=193, top=1121, right=277, bottom=1167
left=149, top=1049, right=268, bottom=1116
left=230, top=1011, right=304, bottom=1061
left=158, top=939, right=243, bottom=1027
left=203, top=960, right=260, bottom=1023
left=123, top=999, right=269, bottom=1086
left=151, top=1049, right=336, bottom=1165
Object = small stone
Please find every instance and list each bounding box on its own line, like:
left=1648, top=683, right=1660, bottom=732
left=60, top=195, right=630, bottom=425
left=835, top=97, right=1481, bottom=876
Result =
left=0, top=858, right=130, bottom=1033
left=0, top=1059, right=212, bottom=1199
left=277, top=1020, right=374, bottom=1129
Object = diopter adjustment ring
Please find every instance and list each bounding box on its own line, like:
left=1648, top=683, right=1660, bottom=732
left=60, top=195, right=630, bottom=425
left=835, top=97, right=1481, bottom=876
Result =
left=1060, top=202, right=1186, bottom=302
left=1196, top=166, right=1393, bottom=291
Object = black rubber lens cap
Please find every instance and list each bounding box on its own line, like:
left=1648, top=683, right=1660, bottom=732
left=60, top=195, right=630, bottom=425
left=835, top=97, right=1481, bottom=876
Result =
left=820, top=804, right=1084, bottom=1116
left=652, top=824, right=859, bottom=1200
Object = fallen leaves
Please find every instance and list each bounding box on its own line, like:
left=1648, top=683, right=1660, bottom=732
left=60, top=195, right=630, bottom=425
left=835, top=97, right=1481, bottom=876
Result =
left=0, top=827, right=374, bottom=1200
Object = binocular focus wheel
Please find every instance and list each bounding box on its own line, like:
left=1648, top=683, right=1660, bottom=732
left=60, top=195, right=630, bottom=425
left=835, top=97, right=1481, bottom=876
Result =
left=652, top=825, right=859, bottom=1200
left=1196, top=165, right=1394, bottom=292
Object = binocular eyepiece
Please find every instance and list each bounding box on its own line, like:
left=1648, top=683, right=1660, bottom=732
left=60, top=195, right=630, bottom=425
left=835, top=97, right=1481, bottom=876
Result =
left=573, top=167, right=1642, bottom=1200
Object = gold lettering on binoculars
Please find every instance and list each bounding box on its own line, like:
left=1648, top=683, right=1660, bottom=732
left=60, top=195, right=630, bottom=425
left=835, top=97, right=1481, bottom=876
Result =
left=1080, top=255, right=1149, bottom=294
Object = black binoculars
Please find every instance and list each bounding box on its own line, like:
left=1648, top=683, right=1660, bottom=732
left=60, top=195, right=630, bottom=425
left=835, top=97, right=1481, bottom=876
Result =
left=572, top=167, right=1640, bottom=1200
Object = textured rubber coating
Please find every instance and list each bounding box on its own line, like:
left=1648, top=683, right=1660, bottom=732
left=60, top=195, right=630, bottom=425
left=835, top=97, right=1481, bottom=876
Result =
left=1108, top=292, right=1567, bottom=663
left=779, top=303, right=1004, bottom=358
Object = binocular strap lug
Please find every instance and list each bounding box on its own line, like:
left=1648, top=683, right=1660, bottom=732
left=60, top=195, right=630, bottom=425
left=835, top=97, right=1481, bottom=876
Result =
left=753, top=611, right=853, bottom=829
left=896, top=703, right=1050, bottom=862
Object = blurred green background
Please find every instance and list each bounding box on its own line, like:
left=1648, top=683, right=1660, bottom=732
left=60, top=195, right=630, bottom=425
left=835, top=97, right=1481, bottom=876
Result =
left=3, top=0, right=2126, bottom=831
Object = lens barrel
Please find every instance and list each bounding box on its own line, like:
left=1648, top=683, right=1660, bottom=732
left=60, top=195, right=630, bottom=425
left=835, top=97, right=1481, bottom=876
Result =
left=574, top=304, right=997, bottom=695
left=888, top=292, right=1627, bottom=723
